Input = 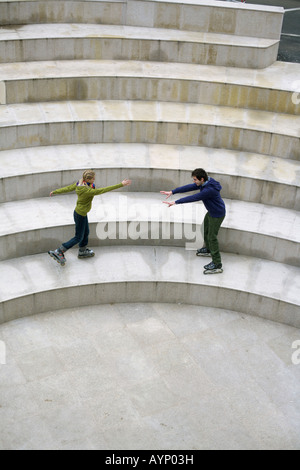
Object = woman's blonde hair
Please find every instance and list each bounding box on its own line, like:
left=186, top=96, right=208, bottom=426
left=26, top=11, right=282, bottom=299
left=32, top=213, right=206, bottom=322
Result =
left=79, top=170, right=96, bottom=185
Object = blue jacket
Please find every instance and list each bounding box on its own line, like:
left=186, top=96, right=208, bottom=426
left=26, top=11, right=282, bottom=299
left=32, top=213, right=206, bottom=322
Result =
left=172, top=177, right=226, bottom=218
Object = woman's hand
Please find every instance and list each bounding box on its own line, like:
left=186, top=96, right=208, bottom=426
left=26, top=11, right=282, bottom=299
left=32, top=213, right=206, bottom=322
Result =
left=122, top=179, right=132, bottom=187
left=49, top=191, right=54, bottom=197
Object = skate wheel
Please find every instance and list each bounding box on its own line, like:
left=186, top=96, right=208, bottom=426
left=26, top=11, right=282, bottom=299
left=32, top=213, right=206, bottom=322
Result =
left=203, top=269, right=223, bottom=275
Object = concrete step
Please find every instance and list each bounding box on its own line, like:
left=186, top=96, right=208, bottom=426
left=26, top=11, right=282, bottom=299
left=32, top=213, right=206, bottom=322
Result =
left=0, top=193, right=299, bottom=266
left=0, top=144, right=299, bottom=209
left=0, top=0, right=284, bottom=40
left=0, top=60, right=299, bottom=115
left=0, top=100, right=299, bottom=158
left=0, top=23, right=279, bottom=68
left=0, top=246, right=299, bottom=327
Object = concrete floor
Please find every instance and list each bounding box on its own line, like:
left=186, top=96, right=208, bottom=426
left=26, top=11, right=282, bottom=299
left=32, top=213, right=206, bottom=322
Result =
left=0, top=303, right=299, bottom=450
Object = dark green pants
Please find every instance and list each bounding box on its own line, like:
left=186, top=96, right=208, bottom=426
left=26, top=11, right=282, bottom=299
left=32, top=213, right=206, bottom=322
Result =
left=203, top=213, right=225, bottom=265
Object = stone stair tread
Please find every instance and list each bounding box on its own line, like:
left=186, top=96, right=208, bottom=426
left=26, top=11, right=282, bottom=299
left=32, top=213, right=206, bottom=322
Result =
left=0, top=22, right=279, bottom=67
left=0, top=247, right=299, bottom=323
left=0, top=100, right=299, bottom=138
left=0, top=23, right=278, bottom=48
left=0, top=0, right=284, bottom=45
left=0, top=59, right=298, bottom=93
left=0, top=144, right=299, bottom=197
left=144, top=0, right=281, bottom=11
left=0, top=193, right=299, bottom=243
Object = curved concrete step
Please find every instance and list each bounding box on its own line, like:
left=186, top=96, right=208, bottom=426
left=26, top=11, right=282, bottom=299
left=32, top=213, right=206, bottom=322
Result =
left=0, top=144, right=299, bottom=209
left=0, top=100, right=299, bottom=158
left=0, top=0, right=126, bottom=27
left=0, top=23, right=279, bottom=68
left=0, top=193, right=299, bottom=266
left=0, top=246, right=299, bottom=327
left=0, top=60, right=299, bottom=115
left=0, top=0, right=284, bottom=40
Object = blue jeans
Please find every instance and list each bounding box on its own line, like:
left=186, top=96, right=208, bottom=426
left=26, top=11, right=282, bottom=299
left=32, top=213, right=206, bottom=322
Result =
left=62, top=211, right=89, bottom=250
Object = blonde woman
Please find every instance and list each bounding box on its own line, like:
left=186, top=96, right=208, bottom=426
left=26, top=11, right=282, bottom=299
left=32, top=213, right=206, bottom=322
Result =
left=48, top=170, right=132, bottom=265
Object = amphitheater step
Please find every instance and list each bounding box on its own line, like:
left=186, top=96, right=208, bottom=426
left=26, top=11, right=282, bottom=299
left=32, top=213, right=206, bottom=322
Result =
left=0, top=144, right=299, bottom=209
left=0, top=193, right=299, bottom=266
left=0, top=246, right=299, bottom=327
left=0, top=23, right=279, bottom=68
left=0, top=0, right=284, bottom=41
left=0, top=101, right=299, bottom=159
left=0, top=60, right=299, bottom=115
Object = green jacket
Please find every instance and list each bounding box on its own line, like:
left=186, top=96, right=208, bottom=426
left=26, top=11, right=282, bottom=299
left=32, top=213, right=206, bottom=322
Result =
left=53, top=182, right=123, bottom=216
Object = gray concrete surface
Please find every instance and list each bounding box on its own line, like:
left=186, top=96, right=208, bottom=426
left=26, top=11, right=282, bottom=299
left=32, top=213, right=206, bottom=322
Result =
left=246, top=0, right=300, bottom=62
left=0, top=303, right=299, bottom=450
left=0, top=22, right=280, bottom=68
left=0, top=0, right=299, bottom=452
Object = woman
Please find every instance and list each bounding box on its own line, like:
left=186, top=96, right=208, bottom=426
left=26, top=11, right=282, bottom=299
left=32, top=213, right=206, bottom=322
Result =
left=48, top=170, right=131, bottom=265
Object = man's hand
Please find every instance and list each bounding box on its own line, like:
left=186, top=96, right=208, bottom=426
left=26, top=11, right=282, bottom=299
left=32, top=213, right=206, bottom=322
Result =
left=122, top=179, right=132, bottom=186
left=160, top=191, right=172, bottom=199
left=163, top=201, right=176, bottom=208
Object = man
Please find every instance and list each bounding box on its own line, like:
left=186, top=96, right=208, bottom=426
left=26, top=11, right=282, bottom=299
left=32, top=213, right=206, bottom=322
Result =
left=160, top=168, right=226, bottom=274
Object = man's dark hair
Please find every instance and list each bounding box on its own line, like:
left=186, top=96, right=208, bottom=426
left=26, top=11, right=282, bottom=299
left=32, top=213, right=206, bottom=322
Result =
left=191, top=168, right=208, bottom=182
